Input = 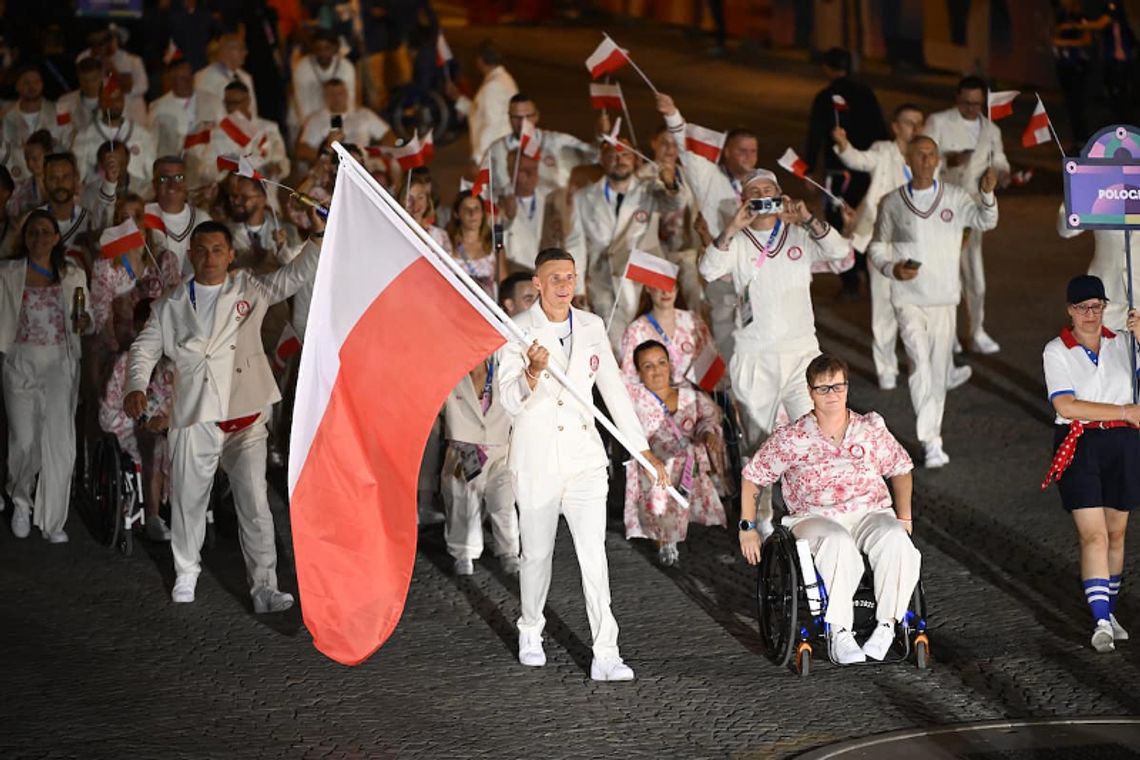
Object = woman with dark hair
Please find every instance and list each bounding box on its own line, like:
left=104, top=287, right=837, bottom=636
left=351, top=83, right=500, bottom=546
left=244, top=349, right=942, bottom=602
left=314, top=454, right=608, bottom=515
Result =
left=447, top=189, right=505, bottom=298
left=624, top=339, right=726, bottom=566
left=2, top=209, right=92, bottom=542
left=618, top=283, right=716, bottom=386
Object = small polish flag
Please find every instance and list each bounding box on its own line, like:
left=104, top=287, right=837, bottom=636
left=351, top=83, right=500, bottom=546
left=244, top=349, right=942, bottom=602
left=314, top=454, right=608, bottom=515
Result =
left=601, top=116, right=627, bottom=152
left=435, top=33, right=453, bottom=67
left=99, top=218, right=145, bottom=259
left=1010, top=168, right=1034, bottom=187
left=831, top=94, right=850, bottom=112
left=470, top=160, right=491, bottom=199
left=778, top=147, right=809, bottom=178
left=219, top=113, right=254, bottom=148
left=589, top=82, right=624, bottom=111
left=518, top=118, right=541, bottom=160
left=585, top=36, right=628, bottom=80
left=987, top=90, right=1019, bottom=121
left=56, top=109, right=71, bottom=127
left=688, top=343, right=726, bottom=392
left=142, top=203, right=166, bottom=233
left=381, top=134, right=426, bottom=171
left=684, top=123, right=726, bottom=164
left=1022, top=95, right=1052, bottom=148
left=625, top=249, right=678, bottom=292
left=102, top=71, right=122, bottom=98
left=163, top=39, right=184, bottom=66
left=420, top=130, right=435, bottom=163
left=216, top=154, right=264, bottom=180
left=273, top=323, right=303, bottom=371
left=184, top=125, right=211, bottom=149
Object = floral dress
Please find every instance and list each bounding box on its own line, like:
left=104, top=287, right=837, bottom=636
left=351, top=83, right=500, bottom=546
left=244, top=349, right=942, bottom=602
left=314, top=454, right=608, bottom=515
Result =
left=16, top=285, right=67, bottom=346
left=454, top=243, right=496, bottom=299
left=619, top=309, right=717, bottom=387
left=624, top=382, right=727, bottom=543
left=98, top=352, right=175, bottom=497
left=90, top=250, right=182, bottom=352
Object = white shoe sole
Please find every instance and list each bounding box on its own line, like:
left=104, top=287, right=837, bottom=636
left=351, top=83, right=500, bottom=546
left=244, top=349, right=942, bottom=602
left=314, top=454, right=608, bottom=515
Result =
left=1092, top=629, right=1116, bottom=653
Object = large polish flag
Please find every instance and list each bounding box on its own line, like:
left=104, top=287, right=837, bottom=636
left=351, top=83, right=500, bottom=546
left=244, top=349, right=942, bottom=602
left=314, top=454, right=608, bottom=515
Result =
left=684, top=123, right=726, bottom=163
left=625, top=249, right=678, bottom=292
left=289, top=148, right=509, bottom=665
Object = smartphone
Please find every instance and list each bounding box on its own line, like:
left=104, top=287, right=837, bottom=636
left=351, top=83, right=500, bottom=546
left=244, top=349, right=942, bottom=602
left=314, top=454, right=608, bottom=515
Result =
left=903, top=258, right=922, bottom=268
left=330, top=114, right=343, bottom=131
left=748, top=197, right=783, bottom=215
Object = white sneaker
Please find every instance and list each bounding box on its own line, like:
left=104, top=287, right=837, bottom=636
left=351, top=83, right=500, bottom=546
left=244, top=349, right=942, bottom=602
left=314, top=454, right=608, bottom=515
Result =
left=146, top=514, right=171, bottom=542
left=878, top=373, right=898, bottom=391
left=518, top=630, right=546, bottom=667
left=251, top=586, right=295, bottom=614
left=454, top=558, right=474, bottom=576
left=500, top=554, right=519, bottom=575
left=1092, top=619, right=1116, bottom=652
left=11, top=506, right=29, bottom=538
left=923, top=440, right=950, bottom=469
left=657, top=543, right=678, bottom=566
left=172, top=574, right=198, bottom=604
left=947, top=365, right=973, bottom=391
left=1110, top=613, right=1130, bottom=641
left=43, top=530, right=69, bottom=544
left=862, top=621, right=895, bottom=661
left=829, top=628, right=867, bottom=664
left=972, top=331, right=1001, bottom=354
left=590, top=657, right=635, bottom=681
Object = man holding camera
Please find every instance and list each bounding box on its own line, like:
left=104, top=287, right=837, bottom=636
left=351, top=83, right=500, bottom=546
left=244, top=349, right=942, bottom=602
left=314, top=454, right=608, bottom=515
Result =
left=867, top=136, right=998, bottom=468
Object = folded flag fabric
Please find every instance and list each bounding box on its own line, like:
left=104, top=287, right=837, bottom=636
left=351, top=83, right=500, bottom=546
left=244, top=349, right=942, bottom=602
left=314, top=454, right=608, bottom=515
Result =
left=216, top=154, right=264, bottom=180
left=689, top=343, right=726, bottom=392
left=988, top=90, right=1019, bottom=121
left=586, top=36, right=628, bottom=79
left=684, top=123, right=726, bottom=164
left=1022, top=95, right=1052, bottom=147
left=778, top=147, right=809, bottom=178
left=625, top=249, right=678, bottom=292
left=99, top=218, right=145, bottom=259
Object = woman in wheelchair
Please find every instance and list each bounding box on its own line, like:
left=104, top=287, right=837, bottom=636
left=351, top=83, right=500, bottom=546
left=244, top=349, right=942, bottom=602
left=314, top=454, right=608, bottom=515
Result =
left=624, top=340, right=727, bottom=566
left=738, top=353, right=920, bottom=664
left=98, top=298, right=174, bottom=542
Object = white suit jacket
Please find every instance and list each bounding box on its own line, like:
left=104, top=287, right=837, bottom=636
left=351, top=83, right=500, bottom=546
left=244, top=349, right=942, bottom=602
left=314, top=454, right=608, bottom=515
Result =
left=468, top=65, right=518, bottom=162
left=291, top=54, right=356, bottom=128
left=443, top=359, right=512, bottom=447
left=498, top=302, right=648, bottom=475
left=147, top=90, right=226, bottom=157
left=195, top=64, right=257, bottom=118
left=835, top=140, right=910, bottom=252
left=923, top=107, right=1009, bottom=197
left=0, top=259, right=90, bottom=357
left=564, top=175, right=679, bottom=298
left=663, top=109, right=740, bottom=237
left=56, top=90, right=99, bottom=149
left=71, top=118, right=157, bottom=192
left=487, top=127, right=598, bottom=194
left=2, top=102, right=62, bottom=182
left=126, top=240, right=320, bottom=429
left=502, top=189, right=549, bottom=271
left=77, top=47, right=148, bottom=124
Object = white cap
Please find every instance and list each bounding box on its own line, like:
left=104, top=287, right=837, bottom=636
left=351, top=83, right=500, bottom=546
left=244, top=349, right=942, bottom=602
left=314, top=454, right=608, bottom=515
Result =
left=742, top=168, right=780, bottom=191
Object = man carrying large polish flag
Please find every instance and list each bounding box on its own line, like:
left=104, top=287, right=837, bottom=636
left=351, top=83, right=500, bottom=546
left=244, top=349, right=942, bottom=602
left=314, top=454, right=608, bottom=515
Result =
left=290, top=145, right=673, bottom=669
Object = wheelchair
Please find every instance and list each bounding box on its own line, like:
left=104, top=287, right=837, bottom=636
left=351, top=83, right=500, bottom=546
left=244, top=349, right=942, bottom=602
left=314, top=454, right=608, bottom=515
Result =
left=89, top=434, right=146, bottom=557
left=756, top=524, right=930, bottom=677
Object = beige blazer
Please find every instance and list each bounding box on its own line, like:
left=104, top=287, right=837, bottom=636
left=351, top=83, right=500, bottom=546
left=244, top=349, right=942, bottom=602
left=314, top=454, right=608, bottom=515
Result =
left=443, top=358, right=512, bottom=447
left=497, top=302, right=648, bottom=475
left=126, top=240, right=320, bottom=428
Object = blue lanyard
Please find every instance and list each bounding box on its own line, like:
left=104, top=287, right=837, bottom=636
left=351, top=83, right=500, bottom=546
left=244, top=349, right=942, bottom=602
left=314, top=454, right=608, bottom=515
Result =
left=744, top=220, right=782, bottom=259
left=907, top=179, right=936, bottom=197
left=558, top=310, right=573, bottom=347
left=26, top=259, right=53, bottom=279
left=646, top=312, right=669, bottom=344
left=481, top=359, right=494, bottom=400
left=121, top=255, right=137, bottom=281
left=188, top=279, right=196, bottom=309
left=902, top=164, right=913, bottom=183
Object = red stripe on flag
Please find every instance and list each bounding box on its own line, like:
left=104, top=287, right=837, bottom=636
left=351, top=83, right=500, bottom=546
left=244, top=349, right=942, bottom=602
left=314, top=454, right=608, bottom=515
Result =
left=696, top=354, right=726, bottom=392
left=626, top=263, right=676, bottom=292
left=56, top=111, right=71, bottom=126
left=684, top=137, right=721, bottom=163
left=290, top=258, right=505, bottom=665
left=143, top=213, right=165, bottom=233
left=184, top=129, right=210, bottom=148
left=100, top=230, right=145, bottom=259
left=219, top=117, right=251, bottom=147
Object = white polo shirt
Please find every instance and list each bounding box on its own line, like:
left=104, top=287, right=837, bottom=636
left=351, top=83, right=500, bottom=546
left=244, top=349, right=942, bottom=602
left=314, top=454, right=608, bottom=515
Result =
left=1043, top=326, right=1136, bottom=423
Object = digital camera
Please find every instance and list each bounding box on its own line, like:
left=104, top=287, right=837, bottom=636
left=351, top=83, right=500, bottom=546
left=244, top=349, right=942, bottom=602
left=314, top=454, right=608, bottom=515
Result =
left=748, top=197, right=783, bottom=215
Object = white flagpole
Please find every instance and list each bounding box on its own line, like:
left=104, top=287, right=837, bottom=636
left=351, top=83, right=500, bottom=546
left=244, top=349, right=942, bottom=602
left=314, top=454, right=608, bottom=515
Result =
left=331, top=143, right=688, bottom=509
left=605, top=263, right=627, bottom=331
left=600, top=133, right=656, bottom=166
left=619, top=93, right=639, bottom=149
left=1036, top=92, right=1067, bottom=159
left=603, top=32, right=658, bottom=95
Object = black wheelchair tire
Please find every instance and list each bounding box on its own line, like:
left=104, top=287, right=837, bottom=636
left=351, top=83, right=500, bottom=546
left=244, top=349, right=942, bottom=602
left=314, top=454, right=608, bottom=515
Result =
left=757, top=528, right=799, bottom=668
left=92, top=437, right=123, bottom=549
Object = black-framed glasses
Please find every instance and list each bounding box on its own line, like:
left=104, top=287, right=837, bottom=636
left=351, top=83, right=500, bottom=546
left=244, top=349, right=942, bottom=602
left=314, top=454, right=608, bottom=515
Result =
left=810, top=382, right=849, bottom=395
left=1071, top=301, right=1106, bottom=315
left=157, top=174, right=185, bottom=184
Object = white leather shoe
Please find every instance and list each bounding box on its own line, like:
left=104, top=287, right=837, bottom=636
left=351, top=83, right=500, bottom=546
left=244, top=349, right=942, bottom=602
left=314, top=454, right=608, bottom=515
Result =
left=252, top=587, right=294, bottom=614
left=923, top=440, right=950, bottom=469
left=972, top=331, right=1001, bottom=354
left=43, top=530, right=69, bottom=544
left=862, top=621, right=895, bottom=661
left=1092, top=619, right=1116, bottom=652
left=590, top=657, right=635, bottom=681
left=1111, top=613, right=1130, bottom=641
left=518, top=631, right=546, bottom=667
left=11, top=506, right=29, bottom=538
left=454, top=558, right=474, bottom=576
left=830, top=628, right=866, bottom=664
left=172, top=574, right=198, bottom=604
left=947, top=365, right=972, bottom=391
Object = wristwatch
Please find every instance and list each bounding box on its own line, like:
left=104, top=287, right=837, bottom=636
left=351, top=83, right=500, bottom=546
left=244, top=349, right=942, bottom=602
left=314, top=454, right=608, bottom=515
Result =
left=739, top=519, right=757, bottom=531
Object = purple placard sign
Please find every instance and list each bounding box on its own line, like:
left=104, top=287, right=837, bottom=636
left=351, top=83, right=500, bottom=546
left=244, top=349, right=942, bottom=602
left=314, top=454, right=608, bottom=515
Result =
left=1064, top=125, right=1140, bottom=230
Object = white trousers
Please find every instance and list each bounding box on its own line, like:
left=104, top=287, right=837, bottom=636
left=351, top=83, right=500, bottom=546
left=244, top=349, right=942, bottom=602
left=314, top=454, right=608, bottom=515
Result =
left=961, top=228, right=986, bottom=337
left=514, top=467, right=619, bottom=660
left=730, top=348, right=815, bottom=454
left=442, top=444, right=519, bottom=561
left=869, top=263, right=899, bottom=379
left=896, top=303, right=955, bottom=444
left=786, top=507, right=921, bottom=632
left=4, top=344, right=78, bottom=534
left=168, top=416, right=279, bottom=591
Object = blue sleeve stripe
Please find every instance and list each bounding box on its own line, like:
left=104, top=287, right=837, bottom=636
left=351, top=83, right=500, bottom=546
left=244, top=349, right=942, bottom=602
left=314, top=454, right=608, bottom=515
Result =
left=1048, top=389, right=1075, bottom=400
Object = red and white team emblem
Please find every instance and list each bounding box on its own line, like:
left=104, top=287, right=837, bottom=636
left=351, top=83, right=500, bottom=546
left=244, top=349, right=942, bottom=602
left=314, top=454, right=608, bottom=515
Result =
left=634, top=209, right=649, bottom=223
left=940, top=208, right=954, bottom=223
left=235, top=300, right=251, bottom=317
left=589, top=355, right=600, bottom=371
left=787, top=246, right=803, bottom=261
left=681, top=341, right=694, bottom=354
left=848, top=444, right=865, bottom=459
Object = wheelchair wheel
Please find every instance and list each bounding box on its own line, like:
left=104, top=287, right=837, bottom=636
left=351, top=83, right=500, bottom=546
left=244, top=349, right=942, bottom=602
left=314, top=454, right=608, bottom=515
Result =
left=915, top=634, right=930, bottom=670
left=118, top=515, right=133, bottom=557
left=91, top=437, right=123, bottom=549
left=756, top=528, right=799, bottom=667
left=796, top=641, right=812, bottom=678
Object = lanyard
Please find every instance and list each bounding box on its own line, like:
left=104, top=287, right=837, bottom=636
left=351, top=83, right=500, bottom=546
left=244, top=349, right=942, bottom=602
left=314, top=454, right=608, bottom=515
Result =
left=647, top=388, right=687, bottom=438
left=646, top=312, right=669, bottom=344
left=907, top=179, right=937, bottom=197
left=902, top=164, right=913, bottom=183
left=121, top=254, right=137, bottom=281
left=481, top=359, right=494, bottom=401
left=26, top=259, right=53, bottom=279
left=558, top=310, right=573, bottom=348
left=519, top=195, right=536, bottom=220
left=188, top=279, right=196, bottom=309
left=742, top=220, right=782, bottom=267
